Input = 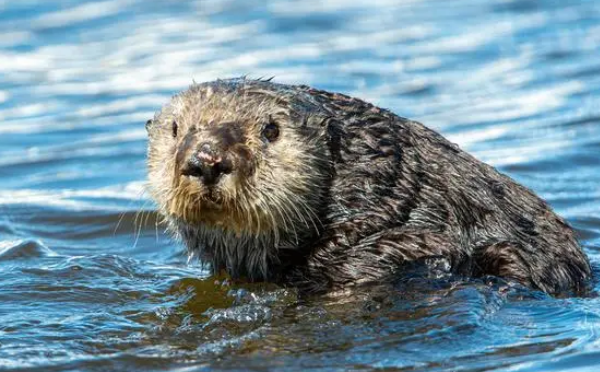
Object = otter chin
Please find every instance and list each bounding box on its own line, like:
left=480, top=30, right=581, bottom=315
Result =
left=146, top=78, right=591, bottom=295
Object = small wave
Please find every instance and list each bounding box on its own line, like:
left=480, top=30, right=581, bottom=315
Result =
left=0, top=239, right=58, bottom=260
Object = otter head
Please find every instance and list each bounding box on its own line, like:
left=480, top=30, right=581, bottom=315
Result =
left=146, top=80, right=332, bottom=247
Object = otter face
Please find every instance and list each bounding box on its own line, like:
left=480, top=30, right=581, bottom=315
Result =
left=146, top=82, right=330, bottom=239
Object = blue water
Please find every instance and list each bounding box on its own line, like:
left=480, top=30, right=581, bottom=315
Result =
left=1, top=0, right=600, bottom=371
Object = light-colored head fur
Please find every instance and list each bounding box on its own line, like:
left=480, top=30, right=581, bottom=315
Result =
left=146, top=79, right=331, bottom=279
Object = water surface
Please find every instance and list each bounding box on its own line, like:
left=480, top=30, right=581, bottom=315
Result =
left=1, top=0, right=600, bottom=371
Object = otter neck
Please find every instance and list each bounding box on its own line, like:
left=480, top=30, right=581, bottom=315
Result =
left=177, top=221, right=312, bottom=282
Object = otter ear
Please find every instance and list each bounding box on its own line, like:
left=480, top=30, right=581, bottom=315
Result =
left=305, top=114, right=343, bottom=162
left=324, top=117, right=342, bottom=145
left=304, top=114, right=330, bottom=129
left=145, top=119, right=153, bottom=132
left=326, top=118, right=343, bottom=163
left=304, top=114, right=341, bottom=142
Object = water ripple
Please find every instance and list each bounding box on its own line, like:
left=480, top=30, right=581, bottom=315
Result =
left=0, top=0, right=599, bottom=371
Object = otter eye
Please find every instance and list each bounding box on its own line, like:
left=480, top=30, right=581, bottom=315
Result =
left=145, top=119, right=153, bottom=132
left=262, top=123, right=279, bottom=142
left=172, top=120, right=178, bottom=138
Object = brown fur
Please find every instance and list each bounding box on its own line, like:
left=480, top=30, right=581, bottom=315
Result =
left=146, top=78, right=592, bottom=295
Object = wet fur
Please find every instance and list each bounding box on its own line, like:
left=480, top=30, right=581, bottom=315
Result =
left=147, top=78, right=591, bottom=295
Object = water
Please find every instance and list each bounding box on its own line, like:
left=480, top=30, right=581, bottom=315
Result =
left=1, top=0, right=599, bottom=370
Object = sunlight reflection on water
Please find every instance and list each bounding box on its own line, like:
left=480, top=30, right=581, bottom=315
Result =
left=0, top=0, right=599, bottom=371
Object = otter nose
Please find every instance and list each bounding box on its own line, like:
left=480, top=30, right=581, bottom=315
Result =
left=181, top=143, right=232, bottom=185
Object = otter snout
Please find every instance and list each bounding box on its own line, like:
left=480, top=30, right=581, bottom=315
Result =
left=181, top=142, right=233, bottom=185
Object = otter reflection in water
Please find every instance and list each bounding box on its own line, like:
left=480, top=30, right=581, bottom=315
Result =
left=146, top=78, right=591, bottom=295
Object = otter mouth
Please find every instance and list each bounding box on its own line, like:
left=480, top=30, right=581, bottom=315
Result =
left=174, top=175, right=226, bottom=213
left=201, top=188, right=225, bottom=207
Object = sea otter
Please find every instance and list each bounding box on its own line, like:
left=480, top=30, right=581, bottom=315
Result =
left=146, top=78, right=591, bottom=295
